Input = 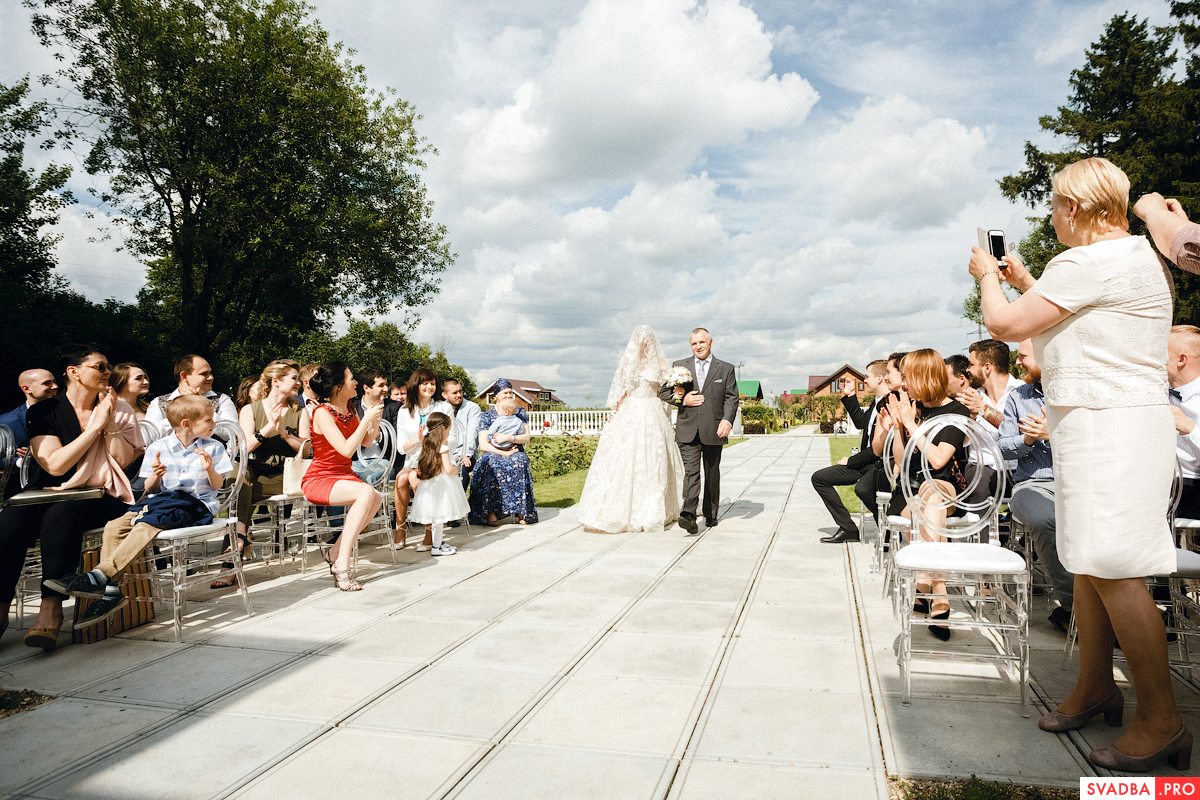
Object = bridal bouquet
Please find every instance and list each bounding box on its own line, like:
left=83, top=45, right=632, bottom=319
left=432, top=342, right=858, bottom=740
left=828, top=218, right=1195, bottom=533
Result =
left=665, top=366, right=693, bottom=406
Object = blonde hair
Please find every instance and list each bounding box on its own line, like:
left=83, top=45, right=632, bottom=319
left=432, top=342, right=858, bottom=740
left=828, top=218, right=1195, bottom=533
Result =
left=257, top=359, right=301, bottom=408
left=1171, top=325, right=1200, bottom=358
left=1051, top=157, right=1130, bottom=235
left=496, top=397, right=519, bottom=415
left=165, top=395, right=212, bottom=429
left=901, top=349, right=949, bottom=406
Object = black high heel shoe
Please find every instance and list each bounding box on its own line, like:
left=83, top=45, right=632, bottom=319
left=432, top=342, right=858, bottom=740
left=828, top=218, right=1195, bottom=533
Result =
left=930, top=609, right=951, bottom=641
left=913, top=598, right=930, bottom=615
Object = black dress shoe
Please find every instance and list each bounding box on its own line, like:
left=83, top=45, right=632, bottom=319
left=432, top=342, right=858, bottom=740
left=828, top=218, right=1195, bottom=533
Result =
left=679, top=515, right=698, bottom=534
left=820, top=529, right=860, bottom=544
left=1048, top=605, right=1071, bottom=634
left=704, top=518, right=718, bottom=528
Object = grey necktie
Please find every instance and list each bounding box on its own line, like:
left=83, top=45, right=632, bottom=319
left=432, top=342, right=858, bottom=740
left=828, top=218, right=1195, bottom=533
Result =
left=697, top=360, right=708, bottom=390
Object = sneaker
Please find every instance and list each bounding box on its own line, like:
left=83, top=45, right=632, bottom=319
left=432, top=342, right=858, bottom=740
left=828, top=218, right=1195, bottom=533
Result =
left=44, top=573, right=107, bottom=600
left=430, top=543, right=457, bottom=556
left=415, top=544, right=431, bottom=552
left=73, top=594, right=129, bottom=630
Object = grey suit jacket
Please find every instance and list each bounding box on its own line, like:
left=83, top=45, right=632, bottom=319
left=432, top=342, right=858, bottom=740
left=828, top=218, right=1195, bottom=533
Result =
left=660, top=356, right=739, bottom=445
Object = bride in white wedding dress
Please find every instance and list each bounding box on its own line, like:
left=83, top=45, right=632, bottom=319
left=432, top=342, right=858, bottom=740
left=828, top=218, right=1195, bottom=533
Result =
left=578, top=325, right=684, bottom=533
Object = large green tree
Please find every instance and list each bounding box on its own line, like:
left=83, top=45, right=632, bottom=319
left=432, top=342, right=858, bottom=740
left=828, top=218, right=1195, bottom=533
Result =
left=969, top=6, right=1200, bottom=325
left=29, top=0, right=454, bottom=376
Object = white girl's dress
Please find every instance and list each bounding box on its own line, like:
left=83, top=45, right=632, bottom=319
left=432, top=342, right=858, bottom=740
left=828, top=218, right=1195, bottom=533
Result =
left=409, top=446, right=470, bottom=524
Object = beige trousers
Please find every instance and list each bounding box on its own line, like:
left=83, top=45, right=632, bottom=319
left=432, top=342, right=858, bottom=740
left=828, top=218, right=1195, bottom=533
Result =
left=97, top=511, right=162, bottom=580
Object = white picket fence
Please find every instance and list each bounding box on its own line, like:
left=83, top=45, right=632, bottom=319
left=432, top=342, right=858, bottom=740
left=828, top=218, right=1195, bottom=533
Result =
left=529, top=410, right=616, bottom=436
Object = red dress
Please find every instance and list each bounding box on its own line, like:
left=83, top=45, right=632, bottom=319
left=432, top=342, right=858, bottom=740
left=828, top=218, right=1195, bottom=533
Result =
left=302, top=403, right=364, bottom=505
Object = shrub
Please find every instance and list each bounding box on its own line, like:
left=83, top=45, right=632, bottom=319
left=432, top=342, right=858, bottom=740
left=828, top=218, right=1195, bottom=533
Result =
left=743, top=423, right=765, bottom=435
left=526, top=436, right=598, bottom=481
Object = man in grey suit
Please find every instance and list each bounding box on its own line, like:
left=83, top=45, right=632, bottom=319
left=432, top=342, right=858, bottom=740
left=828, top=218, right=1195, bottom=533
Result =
left=659, top=328, right=740, bottom=534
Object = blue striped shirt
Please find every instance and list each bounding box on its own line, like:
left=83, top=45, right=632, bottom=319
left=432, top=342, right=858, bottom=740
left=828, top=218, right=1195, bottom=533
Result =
left=997, top=382, right=1053, bottom=483
left=140, top=434, right=232, bottom=514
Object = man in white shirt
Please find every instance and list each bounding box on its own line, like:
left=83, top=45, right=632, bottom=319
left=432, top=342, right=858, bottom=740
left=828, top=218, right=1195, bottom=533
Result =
left=1168, top=325, right=1200, bottom=519
left=955, top=339, right=1022, bottom=503
left=144, top=354, right=237, bottom=430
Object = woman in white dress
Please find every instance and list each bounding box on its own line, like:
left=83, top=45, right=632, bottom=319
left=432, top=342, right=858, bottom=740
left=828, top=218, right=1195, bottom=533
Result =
left=578, top=326, right=684, bottom=533
left=971, top=157, right=1185, bottom=771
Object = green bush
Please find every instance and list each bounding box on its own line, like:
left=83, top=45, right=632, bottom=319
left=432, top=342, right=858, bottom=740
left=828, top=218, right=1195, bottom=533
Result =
left=740, top=405, right=774, bottom=421
left=526, top=436, right=598, bottom=481
left=743, top=423, right=765, bottom=435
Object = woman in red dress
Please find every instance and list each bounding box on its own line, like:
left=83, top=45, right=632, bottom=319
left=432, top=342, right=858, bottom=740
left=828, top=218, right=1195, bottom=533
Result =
left=303, top=362, right=384, bottom=591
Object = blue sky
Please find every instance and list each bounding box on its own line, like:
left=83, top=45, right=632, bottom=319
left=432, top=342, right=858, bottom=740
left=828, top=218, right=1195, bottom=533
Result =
left=0, top=0, right=1182, bottom=402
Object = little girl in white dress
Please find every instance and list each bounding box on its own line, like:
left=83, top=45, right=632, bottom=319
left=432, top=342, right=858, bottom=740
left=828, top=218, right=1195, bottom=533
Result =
left=407, top=412, right=470, bottom=556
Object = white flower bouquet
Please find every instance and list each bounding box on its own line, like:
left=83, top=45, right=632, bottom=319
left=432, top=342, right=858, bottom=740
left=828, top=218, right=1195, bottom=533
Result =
left=665, top=366, right=693, bottom=387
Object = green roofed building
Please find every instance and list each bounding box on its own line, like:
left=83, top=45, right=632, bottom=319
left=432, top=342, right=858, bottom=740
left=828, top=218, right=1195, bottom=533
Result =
left=737, top=380, right=764, bottom=400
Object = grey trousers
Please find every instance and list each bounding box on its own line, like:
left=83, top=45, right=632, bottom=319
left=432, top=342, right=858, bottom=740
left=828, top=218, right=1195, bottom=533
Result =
left=1010, top=481, right=1073, bottom=612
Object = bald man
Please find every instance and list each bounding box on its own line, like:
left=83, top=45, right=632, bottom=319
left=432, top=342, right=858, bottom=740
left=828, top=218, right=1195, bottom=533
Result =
left=0, top=369, right=59, bottom=450
left=1169, top=325, right=1200, bottom=519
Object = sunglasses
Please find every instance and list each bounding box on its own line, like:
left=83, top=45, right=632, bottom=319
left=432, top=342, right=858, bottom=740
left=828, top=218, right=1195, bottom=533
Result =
left=79, top=362, right=114, bottom=373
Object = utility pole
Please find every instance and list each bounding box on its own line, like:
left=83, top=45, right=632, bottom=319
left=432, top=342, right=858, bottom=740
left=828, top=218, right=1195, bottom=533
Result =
left=737, top=362, right=745, bottom=380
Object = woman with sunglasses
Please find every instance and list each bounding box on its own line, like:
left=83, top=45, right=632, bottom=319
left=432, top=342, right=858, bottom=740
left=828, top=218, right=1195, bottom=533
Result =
left=0, top=345, right=144, bottom=651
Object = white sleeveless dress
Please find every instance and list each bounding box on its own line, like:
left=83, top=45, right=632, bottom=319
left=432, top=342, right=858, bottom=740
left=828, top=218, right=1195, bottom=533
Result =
left=577, top=377, right=684, bottom=533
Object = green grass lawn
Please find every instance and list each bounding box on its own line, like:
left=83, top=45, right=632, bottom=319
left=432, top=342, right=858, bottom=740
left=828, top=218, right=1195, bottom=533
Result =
left=533, top=436, right=747, bottom=508
left=829, top=435, right=863, bottom=513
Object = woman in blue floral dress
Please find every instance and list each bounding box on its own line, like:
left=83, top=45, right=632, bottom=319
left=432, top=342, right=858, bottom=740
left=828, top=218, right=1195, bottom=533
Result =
left=468, top=381, right=538, bottom=526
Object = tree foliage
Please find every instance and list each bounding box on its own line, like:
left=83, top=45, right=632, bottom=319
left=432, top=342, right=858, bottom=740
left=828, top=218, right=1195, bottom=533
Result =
left=988, top=6, right=1200, bottom=325
left=28, top=0, right=454, bottom=372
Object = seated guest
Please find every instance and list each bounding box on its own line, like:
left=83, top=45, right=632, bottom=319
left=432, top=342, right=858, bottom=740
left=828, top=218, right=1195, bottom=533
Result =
left=110, top=363, right=150, bottom=421
left=215, top=360, right=310, bottom=588
left=944, top=355, right=970, bottom=396
left=392, top=368, right=455, bottom=547
left=1134, top=192, right=1200, bottom=273
left=46, top=395, right=231, bottom=627
left=144, top=354, right=237, bottom=429
left=998, top=340, right=1068, bottom=631
left=303, top=362, right=384, bottom=591
left=0, top=346, right=143, bottom=650
left=486, top=397, right=525, bottom=450
left=388, top=380, right=407, bottom=403
left=811, top=360, right=888, bottom=544
left=1168, top=325, right=1200, bottom=519
left=352, top=369, right=391, bottom=487
left=0, top=368, right=59, bottom=452
left=443, top=378, right=480, bottom=492
left=875, top=349, right=970, bottom=641
left=469, top=380, right=538, bottom=527
left=298, top=363, right=321, bottom=410
left=956, top=339, right=1022, bottom=499
left=234, top=376, right=260, bottom=411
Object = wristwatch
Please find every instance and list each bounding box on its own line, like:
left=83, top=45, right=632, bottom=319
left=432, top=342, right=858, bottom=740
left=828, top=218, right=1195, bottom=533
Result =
left=254, top=432, right=267, bottom=444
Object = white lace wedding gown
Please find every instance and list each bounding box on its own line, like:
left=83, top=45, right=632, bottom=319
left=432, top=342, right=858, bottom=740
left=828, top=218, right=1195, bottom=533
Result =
left=578, top=327, right=684, bottom=533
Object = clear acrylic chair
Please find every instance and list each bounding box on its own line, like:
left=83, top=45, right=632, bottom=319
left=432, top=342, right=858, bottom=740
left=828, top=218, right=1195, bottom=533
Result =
left=891, top=415, right=1030, bottom=714
left=129, top=420, right=253, bottom=642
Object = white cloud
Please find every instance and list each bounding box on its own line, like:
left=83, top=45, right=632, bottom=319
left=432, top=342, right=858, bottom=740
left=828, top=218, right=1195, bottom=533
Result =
left=815, top=95, right=992, bottom=232
left=456, top=0, right=819, bottom=188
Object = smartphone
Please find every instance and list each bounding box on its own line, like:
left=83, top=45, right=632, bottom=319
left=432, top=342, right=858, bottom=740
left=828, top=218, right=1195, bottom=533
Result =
left=987, top=230, right=1007, bottom=261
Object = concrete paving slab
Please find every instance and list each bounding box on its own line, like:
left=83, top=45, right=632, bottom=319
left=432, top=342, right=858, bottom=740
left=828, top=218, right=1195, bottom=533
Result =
left=231, top=728, right=487, bottom=800
left=554, top=569, right=657, bottom=598
left=576, top=631, right=726, bottom=683
left=693, top=685, right=875, bottom=768
left=38, top=712, right=323, bottom=800
left=398, top=587, right=533, bottom=622
left=512, top=675, right=704, bottom=755
left=320, top=615, right=483, bottom=661
left=205, top=606, right=378, bottom=652
left=617, top=599, right=740, bottom=637
left=738, top=600, right=855, bottom=641
left=451, top=744, right=671, bottom=800
left=649, top=575, right=748, bottom=604
left=723, top=636, right=864, bottom=691
left=0, top=636, right=178, bottom=694
left=206, top=654, right=418, bottom=722
left=0, top=698, right=173, bottom=796
left=348, top=664, right=552, bottom=739
left=441, top=621, right=599, bottom=673
left=752, top=576, right=848, bottom=606
left=670, top=759, right=883, bottom=800
left=671, top=555, right=759, bottom=578
left=77, top=645, right=295, bottom=708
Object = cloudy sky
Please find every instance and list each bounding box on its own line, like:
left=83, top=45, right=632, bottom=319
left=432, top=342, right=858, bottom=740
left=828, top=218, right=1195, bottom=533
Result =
left=0, top=0, right=1181, bottom=403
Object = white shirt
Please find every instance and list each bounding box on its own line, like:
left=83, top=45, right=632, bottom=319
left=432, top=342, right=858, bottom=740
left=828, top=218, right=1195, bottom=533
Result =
left=973, top=375, right=1024, bottom=471
left=695, top=356, right=713, bottom=391
left=393, top=400, right=456, bottom=460
left=144, top=388, right=238, bottom=431
left=1171, top=374, right=1200, bottom=478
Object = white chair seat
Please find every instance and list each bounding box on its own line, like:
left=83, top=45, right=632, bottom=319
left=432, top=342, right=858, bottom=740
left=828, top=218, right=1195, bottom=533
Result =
left=9, top=487, right=104, bottom=506
left=1176, top=518, right=1200, bottom=530
left=946, top=512, right=980, bottom=527
left=153, top=520, right=231, bottom=541
left=886, top=515, right=911, bottom=528
left=894, top=541, right=1026, bottom=573
left=876, top=491, right=892, bottom=500
left=266, top=494, right=303, bottom=502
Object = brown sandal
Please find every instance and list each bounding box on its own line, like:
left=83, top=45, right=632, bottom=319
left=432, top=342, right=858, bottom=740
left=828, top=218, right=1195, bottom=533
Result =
left=24, top=623, right=61, bottom=652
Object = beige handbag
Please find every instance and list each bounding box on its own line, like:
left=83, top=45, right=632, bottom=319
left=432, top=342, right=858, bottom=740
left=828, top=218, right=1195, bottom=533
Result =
left=282, top=439, right=312, bottom=497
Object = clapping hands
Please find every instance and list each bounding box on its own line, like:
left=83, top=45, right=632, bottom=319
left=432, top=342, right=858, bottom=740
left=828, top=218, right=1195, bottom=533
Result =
left=1018, top=410, right=1049, bottom=443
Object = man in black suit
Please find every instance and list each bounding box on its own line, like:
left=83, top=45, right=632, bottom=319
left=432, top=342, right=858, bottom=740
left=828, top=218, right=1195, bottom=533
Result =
left=660, top=328, right=740, bottom=534
left=811, top=360, right=888, bottom=543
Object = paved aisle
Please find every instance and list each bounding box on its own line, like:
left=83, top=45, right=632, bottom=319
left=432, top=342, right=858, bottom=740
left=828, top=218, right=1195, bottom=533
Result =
left=5, top=432, right=1160, bottom=798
